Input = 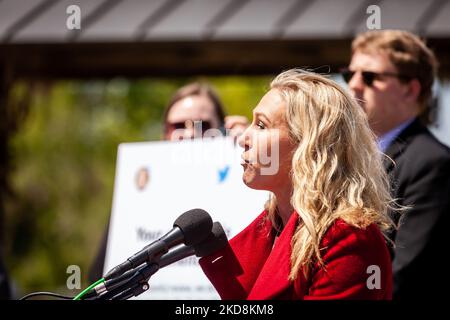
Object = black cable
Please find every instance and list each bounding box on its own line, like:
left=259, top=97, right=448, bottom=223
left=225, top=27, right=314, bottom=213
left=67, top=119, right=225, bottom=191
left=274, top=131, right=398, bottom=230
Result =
left=19, top=291, right=75, bottom=300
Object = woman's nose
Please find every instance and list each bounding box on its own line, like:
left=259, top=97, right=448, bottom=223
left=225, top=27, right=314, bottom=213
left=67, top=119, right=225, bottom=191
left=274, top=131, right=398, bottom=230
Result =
left=183, top=120, right=196, bottom=139
left=237, top=127, right=251, bottom=149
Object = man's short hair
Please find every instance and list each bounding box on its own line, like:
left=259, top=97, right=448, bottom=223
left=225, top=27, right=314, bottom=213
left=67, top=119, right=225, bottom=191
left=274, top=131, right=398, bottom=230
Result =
left=352, top=30, right=438, bottom=124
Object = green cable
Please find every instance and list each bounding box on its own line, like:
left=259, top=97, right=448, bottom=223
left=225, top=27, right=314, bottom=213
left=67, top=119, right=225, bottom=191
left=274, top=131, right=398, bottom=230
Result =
left=73, top=278, right=105, bottom=300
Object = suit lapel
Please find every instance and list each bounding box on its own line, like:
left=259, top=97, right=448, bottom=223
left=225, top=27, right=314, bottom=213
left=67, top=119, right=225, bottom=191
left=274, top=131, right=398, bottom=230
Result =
left=247, top=213, right=298, bottom=299
left=383, top=138, right=407, bottom=173
left=383, top=118, right=423, bottom=173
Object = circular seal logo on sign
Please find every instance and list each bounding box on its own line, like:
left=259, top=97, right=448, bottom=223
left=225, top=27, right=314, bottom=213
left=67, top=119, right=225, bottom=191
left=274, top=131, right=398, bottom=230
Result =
left=135, top=167, right=150, bottom=191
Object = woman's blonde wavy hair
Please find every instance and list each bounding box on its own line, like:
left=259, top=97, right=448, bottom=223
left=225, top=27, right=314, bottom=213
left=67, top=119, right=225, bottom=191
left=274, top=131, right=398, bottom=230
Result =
left=266, top=69, right=396, bottom=280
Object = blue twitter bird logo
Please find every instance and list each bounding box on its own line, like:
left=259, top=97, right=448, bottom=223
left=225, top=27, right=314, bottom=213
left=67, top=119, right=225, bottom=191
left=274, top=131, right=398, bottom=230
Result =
left=218, top=166, right=230, bottom=183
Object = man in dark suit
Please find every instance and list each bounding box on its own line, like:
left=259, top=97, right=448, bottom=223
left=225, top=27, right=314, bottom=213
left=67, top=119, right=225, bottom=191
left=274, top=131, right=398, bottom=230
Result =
left=342, top=30, right=450, bottom=299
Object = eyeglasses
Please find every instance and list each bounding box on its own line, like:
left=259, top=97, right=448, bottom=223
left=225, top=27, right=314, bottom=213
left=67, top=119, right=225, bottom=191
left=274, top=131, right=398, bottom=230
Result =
left=340, top=68, right=412, bottom=87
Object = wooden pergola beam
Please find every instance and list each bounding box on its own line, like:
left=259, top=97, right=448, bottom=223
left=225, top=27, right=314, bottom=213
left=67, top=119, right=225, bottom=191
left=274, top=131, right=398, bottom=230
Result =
left=1, top=39, right=448, bottom=79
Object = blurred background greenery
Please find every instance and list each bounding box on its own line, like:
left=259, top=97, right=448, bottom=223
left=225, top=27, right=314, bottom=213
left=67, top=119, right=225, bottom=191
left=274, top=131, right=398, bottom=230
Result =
left=3, top=76, right=271, bottom=297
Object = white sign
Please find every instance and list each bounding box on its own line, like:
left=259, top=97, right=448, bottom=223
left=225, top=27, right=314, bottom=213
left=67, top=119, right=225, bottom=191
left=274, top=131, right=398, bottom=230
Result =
left=104, top=137, right=268, bottom=299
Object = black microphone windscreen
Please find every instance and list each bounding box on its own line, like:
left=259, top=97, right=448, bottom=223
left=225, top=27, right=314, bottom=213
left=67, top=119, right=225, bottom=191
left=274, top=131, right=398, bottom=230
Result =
left=173, top=208, right=213, bottom=246
left=194, top=222, right=228, bottom=257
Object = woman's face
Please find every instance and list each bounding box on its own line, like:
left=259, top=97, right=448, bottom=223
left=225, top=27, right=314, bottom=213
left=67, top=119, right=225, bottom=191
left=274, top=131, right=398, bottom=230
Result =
left=237, top=89, right=296, bottom=194
left=164, top=95, right=221, bottom=141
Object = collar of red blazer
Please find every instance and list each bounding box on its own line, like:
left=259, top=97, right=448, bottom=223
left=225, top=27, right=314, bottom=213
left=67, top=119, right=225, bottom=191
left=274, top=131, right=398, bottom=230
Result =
left=200, top=210, right=300, bottom=299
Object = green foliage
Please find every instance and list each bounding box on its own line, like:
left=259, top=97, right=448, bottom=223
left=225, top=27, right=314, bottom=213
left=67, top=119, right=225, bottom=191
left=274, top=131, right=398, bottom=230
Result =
left=3, top=76, right=270, bottom=297
left=208, top=76, right=270, bottom=120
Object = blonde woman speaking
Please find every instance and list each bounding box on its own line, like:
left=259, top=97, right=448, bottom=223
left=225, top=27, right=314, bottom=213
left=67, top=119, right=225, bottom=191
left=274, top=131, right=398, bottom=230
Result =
left=199, top=69, right=395, bottom=300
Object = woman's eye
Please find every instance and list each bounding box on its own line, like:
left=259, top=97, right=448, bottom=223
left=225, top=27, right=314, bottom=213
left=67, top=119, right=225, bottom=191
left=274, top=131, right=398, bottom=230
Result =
left=257, top=121, right=265, bottom=129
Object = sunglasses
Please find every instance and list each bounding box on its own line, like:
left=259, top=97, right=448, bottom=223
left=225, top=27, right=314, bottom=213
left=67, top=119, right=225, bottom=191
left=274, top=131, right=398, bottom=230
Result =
left=166, top=120, right=212, bottom=133
left=340, top=68, right=412, bottom=87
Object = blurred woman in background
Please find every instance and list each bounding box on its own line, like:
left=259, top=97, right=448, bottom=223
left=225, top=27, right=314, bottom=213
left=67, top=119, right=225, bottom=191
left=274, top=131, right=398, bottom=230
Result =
left=89, top=82, right=248, bottom=281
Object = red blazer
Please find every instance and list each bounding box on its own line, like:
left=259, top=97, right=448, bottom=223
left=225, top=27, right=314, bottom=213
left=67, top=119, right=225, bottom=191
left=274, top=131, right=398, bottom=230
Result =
left=199, top=211, right=392, bottom=300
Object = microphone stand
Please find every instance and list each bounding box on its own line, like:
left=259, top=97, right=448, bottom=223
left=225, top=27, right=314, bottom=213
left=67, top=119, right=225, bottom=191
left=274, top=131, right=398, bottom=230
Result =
left=110, top=281, right=150, bottom=300
left=92, top=263, right=159, bottom=300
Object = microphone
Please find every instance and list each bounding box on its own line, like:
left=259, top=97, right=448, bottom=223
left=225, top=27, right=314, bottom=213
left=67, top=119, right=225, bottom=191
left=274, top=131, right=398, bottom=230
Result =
left=92, top=222, right=228, bottom=299
left=159, top=221, right=228, bottom=267
left=104, top=208, right=213, bottom=280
